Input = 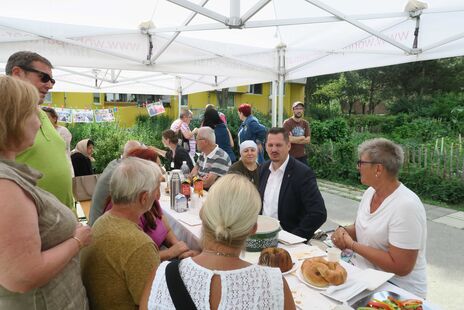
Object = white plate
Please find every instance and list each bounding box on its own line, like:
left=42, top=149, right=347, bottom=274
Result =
left=278, top=230, right=307, bottom=245
left=295, top=266, right=328, bottom=291
left=282, top=260, right=299, bottom=275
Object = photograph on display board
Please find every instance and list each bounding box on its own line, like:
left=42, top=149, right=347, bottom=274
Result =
left=95, top=109, right=115, bottom=122
left=146, top=102, right=165, bottom=117
left=55, top=108, right=73, bottom=123
left=73, top=109, right=94, bottom=123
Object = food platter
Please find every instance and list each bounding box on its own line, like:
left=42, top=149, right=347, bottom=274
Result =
left=351, top=290, right=429, bottom=310
left=295, top=266, right=328, bottom=290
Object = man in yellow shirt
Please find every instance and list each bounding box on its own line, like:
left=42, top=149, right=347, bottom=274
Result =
left=6, top=51, right=74, bottom=209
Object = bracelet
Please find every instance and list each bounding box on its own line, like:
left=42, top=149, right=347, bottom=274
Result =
left=72, top=236, right=84, bottom=250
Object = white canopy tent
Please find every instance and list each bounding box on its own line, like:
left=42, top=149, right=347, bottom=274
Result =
left=1, top=0, right=464, bottom=125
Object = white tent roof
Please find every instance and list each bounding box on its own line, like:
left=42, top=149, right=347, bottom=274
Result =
left=1, top=0, right=464, bottom=97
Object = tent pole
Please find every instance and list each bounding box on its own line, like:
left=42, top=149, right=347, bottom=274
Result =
left=177, top=77, right=182, bottom=118
left=277, top=44, right=286, bottom=127
left=151, top=0, right=210, bottom=63
left=230, top=0, right=240, bottom=27
left=278, top=76, right=284, bottom=127
left=271, top=80, right=277, bottom=127
left=303, top=0, right=413, bottom=54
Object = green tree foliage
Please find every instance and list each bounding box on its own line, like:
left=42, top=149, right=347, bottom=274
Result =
left=305, top=56, right=464, bottom=117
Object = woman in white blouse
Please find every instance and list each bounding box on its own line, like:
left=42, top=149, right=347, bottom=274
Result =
left=141, top=174, right=295, bottom=310
left=331, top=138, right=427, bottom=298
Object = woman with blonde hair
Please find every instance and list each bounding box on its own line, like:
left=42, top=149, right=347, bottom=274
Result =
left=141, top=174, right=295, bottom=309
left=0, top=75, right=91, bottom=309
left=331, top=138, right=427, bottom=298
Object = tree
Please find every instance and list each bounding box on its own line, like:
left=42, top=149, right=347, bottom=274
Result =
left=215, top=88, right=229, bottom=108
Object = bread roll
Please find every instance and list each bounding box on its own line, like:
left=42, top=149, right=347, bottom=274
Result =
left=301, top=257, right=347, bottom=287
left=258, top=247, right=293, bottom=273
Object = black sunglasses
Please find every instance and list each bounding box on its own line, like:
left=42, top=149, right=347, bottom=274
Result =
left=19, top=66, right=56, bottom=85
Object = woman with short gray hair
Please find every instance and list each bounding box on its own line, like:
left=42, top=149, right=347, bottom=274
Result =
left=80, top=157, right=162, bottom=309
left=331, top=138, right=427, bottom=298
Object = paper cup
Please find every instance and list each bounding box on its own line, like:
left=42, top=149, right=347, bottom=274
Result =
left=327, top=247, right=342, bottom=262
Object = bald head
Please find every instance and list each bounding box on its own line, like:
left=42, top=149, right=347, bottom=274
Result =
left=123, top=140, right=142, bottom=157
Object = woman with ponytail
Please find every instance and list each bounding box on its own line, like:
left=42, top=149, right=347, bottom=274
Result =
left=141, top=174, right=295, bottom=310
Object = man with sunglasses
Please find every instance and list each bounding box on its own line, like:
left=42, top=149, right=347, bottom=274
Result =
left=6, top=51, right=74, bottom=210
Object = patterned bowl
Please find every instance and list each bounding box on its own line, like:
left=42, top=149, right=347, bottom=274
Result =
left=245, top=215, right=281, bottom=252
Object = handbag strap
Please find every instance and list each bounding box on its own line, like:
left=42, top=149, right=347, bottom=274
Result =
left=165, top=260, right=197, bottom=310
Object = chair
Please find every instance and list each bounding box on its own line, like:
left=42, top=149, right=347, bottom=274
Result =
left=72, top=174, right=100, bottom=221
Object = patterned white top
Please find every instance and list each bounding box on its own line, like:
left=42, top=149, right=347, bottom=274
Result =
left=148, top=257, right=284, bottom=310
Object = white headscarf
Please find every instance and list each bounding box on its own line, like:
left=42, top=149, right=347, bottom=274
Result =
left=239, top=140, right=258, bottom=153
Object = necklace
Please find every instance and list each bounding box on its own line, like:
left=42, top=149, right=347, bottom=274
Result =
left=203, top=249, right=240, bottom=257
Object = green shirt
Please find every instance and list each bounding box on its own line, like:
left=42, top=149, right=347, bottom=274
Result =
left=80, top=213, right=160, bottom=310
left=16, top=109, right=74, bottom=209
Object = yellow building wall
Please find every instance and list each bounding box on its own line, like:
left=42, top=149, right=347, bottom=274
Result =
left=285, top=83, right=305, bottom=117
left=48, top=82, right=305, bottom=127
left=235, top=83, right=271, bottom=115
left=51, top=92, right=94, bottom=109
left=102, top=105, right=148, bottom=127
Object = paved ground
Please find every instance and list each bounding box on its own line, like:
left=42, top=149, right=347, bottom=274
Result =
left=319, top=180, right=463, bottom=310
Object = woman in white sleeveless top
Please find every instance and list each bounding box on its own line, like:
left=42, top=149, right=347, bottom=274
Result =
left=140, top=174, right=295, bottom=310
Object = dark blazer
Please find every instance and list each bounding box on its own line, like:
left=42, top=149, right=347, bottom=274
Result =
left=259, top=156, right=327, bottom=239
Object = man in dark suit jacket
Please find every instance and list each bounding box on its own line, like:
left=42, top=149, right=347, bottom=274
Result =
left=259, top=127, right=327, bottom=239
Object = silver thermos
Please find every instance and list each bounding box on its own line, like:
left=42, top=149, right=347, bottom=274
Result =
left=170, top=170, right=181, bottom=209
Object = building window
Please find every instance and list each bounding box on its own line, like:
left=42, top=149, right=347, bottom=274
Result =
left=105, top=93, right=128, bottom=102
left=227, top=93, right=235, bottom=107
left=93, top=93, right=100, bottom=105
left=181, top=95, right=188, bottom=107
left=248, top=84, right=263, bottom=95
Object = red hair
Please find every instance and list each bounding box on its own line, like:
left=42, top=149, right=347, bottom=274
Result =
left=127, top=146, right=159, bottom=163
left=238, top=103, right=252, bottom=117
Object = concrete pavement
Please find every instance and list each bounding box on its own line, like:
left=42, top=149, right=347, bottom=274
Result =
left=319, top=185, right=464, bottom=310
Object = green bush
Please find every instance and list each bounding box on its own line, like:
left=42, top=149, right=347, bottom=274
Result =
left=390, top=118, right=450, bottom=143
left=311, top=117, right=351, bottom=144
left=308, top=140, right=359, bottom=184
left=68, top=115, right=171, bottom=173
left=400, top=169, right=464, bottom=204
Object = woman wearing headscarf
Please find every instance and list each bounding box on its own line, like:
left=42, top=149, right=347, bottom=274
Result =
left=331, top=138, right=427, bottom=298
left=71, top=139, right=95, bottom=176
left=228, top=140, right=259, bottom=188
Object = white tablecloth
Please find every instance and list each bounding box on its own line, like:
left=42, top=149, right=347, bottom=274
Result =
left=158, top=189, right=438, bottom=310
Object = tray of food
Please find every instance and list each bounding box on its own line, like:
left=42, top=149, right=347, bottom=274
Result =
left=351, top=290, right=427, bottom=310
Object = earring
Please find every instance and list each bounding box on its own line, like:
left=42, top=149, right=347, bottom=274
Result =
left=375, top=173, right=379, bottom=178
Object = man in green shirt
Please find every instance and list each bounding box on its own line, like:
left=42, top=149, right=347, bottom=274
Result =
left=6, top=51, right=74, bottom=209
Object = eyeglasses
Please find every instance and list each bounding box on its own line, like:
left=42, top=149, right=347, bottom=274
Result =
left=19, top=66, right=56, bottom=85
left=357, top=160, right=380, bottom=167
